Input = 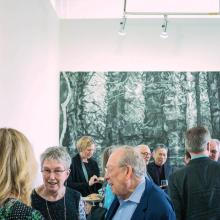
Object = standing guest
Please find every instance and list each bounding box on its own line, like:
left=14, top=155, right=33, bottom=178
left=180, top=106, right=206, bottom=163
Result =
left=168, top=126, right=220, bottom=220
left=105, top=146, right=176, bottom=220
left=135, top=144, right=151, bottom=165
left=208, top=139, right=220, bottom=161
left=147, top=144, right=173, bottom=189
left=67, top=136, right=102, bottom=196
left=31, top=146, right=86, bottom=220
left=0, top=128, right=44, bottom=220
left=102, top=146, right=116, bottom=210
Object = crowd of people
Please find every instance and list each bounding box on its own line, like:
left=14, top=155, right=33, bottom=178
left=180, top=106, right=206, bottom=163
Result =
left=0, top=126, right=220, bottom=220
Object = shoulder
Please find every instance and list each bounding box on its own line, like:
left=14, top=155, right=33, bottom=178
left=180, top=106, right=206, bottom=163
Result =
left=2, top=199, right=44, bottom=220
left=147, top=162, right=156, bottom=170
left=88, top=157, right=98, bottom=166
left=70, top=154, right=81, bottom=166
left=144, top=179, right=174, bottom=208
left=66, top=186, right=81, bottom=197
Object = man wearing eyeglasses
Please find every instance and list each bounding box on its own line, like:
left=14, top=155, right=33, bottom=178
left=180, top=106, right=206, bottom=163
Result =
left=135, top=144, right=151, bottom=165
left=105, top=146, right=176, bottom=220
left=208, top=139, right=220, bottom=162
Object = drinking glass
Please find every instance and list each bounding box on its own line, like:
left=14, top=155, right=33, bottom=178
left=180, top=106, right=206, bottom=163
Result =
left=160, top=179, right=168, bottom=188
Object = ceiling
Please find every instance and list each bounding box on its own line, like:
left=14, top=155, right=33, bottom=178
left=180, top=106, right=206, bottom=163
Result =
left=50, top=0, right=219, bottom=19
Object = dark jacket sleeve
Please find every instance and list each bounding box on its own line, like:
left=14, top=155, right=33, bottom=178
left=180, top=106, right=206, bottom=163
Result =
left=168, top=172, right=183, bottom=220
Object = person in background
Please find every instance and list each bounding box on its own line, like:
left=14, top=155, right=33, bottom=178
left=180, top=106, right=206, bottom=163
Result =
left=31, top=146, right=86, bottom=220
left=184, top=150, right=191, bottom=166
left=135, top=144, right=153, bottom=181
left=105, top=146, right=176, bottom=220
left=102, top=146, right=116, bottom=210
left=168, top=126, right=220, bottom=220
left=67, top=136, right=102, bottom=196
left=208, top=139, right=220, bottom=161
left=0, top=128, right=44, bottom=220
left=135, top=144, right=151, bottom=165
left=147, top=144, right=174, bottom=190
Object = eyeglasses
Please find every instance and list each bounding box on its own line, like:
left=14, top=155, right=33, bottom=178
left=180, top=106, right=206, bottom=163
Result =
left=141, top=152, right=151, bottom=157
left=41, top=169, right=66, bottom=176
left=210, top=150, right=219, bottom=154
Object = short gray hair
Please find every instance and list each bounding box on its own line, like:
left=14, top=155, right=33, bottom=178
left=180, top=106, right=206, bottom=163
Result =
left=185, top=126, right=211, bottom=153
left=40, top=146, right=71, bottom=169
left=117, top=146, right=146, bottom=178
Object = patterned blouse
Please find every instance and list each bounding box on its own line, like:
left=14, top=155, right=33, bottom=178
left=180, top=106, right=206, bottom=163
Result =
left=0, top=198, right=44, bottom=220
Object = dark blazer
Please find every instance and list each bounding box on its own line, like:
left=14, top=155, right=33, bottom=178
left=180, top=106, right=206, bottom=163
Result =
left=147, top=162, right=174, bottom=186
left=168, top=157, right=220, bottom=220
left=105, top=178, right=176, bottom=220
left=67, top=153, right=101, bottom=197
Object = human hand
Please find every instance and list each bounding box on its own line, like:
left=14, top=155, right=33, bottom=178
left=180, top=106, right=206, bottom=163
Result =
left=89, top=175, right=98, bottom=186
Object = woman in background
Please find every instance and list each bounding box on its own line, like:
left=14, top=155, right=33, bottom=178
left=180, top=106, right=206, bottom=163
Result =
left=102, top=146, right=115, bottom=210
left=31, top=146, right=86, bottom=220
left=67, top=136, right=102, bottom=197
left=0, top=128, right=44, bottom=220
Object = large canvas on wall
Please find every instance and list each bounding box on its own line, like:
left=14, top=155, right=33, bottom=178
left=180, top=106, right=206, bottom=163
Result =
left=59, top=71, right=220, bottom=167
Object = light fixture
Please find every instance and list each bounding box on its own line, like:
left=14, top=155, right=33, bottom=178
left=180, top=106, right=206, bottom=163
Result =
left=118, top=15, right=127, bottom=36
left=160, top=14, right=168, bottom=39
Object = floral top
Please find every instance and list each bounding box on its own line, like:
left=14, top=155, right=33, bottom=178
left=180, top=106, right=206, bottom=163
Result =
left=0, top=198, right=44, bottom=220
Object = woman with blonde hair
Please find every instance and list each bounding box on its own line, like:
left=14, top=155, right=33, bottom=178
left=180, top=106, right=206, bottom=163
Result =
left=67, top=136, right=102, bottom=196
left=0, top=128, right=44, bottom=219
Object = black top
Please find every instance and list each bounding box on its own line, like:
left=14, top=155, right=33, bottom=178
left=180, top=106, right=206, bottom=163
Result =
left=31, top=187, right=80, bottom=220
left=148, top=162, right=173, bottom=186
left=67, top=153, right=102, bottom=196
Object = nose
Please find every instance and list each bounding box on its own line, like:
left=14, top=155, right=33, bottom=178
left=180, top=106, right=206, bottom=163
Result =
left=48, top=171, right=56, bottom=179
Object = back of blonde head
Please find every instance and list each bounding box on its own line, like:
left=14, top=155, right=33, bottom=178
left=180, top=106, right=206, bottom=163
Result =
left=0, top=128, right=37, bottom=206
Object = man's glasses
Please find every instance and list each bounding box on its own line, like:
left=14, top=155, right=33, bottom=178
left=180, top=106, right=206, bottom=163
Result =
left=41, top=169, right=66, bottom=176
left=141, top=152, right=151, bottom=157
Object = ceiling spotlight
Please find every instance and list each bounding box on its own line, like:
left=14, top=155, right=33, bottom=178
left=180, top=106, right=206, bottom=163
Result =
left=160, top=15, right=168, bottom=39
left=118, top=15, right=127, bottom=36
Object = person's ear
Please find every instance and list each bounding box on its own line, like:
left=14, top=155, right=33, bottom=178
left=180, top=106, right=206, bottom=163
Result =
left=207, top=142, right=210, bottom=152
left=66, top=168, right=71, bottom=177
left=125, top=165, right=133, bottom=179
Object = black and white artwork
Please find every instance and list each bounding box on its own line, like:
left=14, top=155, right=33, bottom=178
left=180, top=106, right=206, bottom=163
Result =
left=59, top=71, right=220, bottom=167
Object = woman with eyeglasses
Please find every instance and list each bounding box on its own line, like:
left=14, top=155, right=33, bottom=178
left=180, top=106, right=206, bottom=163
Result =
left=67, top=136, right=102, bottom=197
left=31, top=146, right=86, bottom=220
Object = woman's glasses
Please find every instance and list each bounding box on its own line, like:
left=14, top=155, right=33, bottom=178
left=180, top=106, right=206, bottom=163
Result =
left=41, top=169, right=66, bottom=176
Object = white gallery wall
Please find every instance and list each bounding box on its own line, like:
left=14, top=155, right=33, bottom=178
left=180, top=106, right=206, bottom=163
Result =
left=0, top=0, right=59, bottom=185
left=60, top=18, right=220, bottom=71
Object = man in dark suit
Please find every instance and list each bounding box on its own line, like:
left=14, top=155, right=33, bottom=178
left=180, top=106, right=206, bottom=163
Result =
left=168, top=126, right=220, bottom=220
left=105, top=146, right=176, bottom=220
left=147, top=144, right=173, bottom=190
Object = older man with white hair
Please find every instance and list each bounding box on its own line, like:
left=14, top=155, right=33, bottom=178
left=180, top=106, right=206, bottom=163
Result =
left=135, top=144, right=151, bottom=165
left=105, top=146, right=176, bottom=220
left=208, top=139, right=220, bottom=161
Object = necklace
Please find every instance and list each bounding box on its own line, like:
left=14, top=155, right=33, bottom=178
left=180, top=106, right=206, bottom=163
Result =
left=45, top=194, right=66, bottom=220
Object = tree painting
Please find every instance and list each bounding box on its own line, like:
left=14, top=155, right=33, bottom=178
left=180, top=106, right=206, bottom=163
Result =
left=60, top=71, right=220, bottom=168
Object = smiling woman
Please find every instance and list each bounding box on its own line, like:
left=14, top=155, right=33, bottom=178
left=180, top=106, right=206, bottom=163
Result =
left=31, top=146, right=86, bottom=220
